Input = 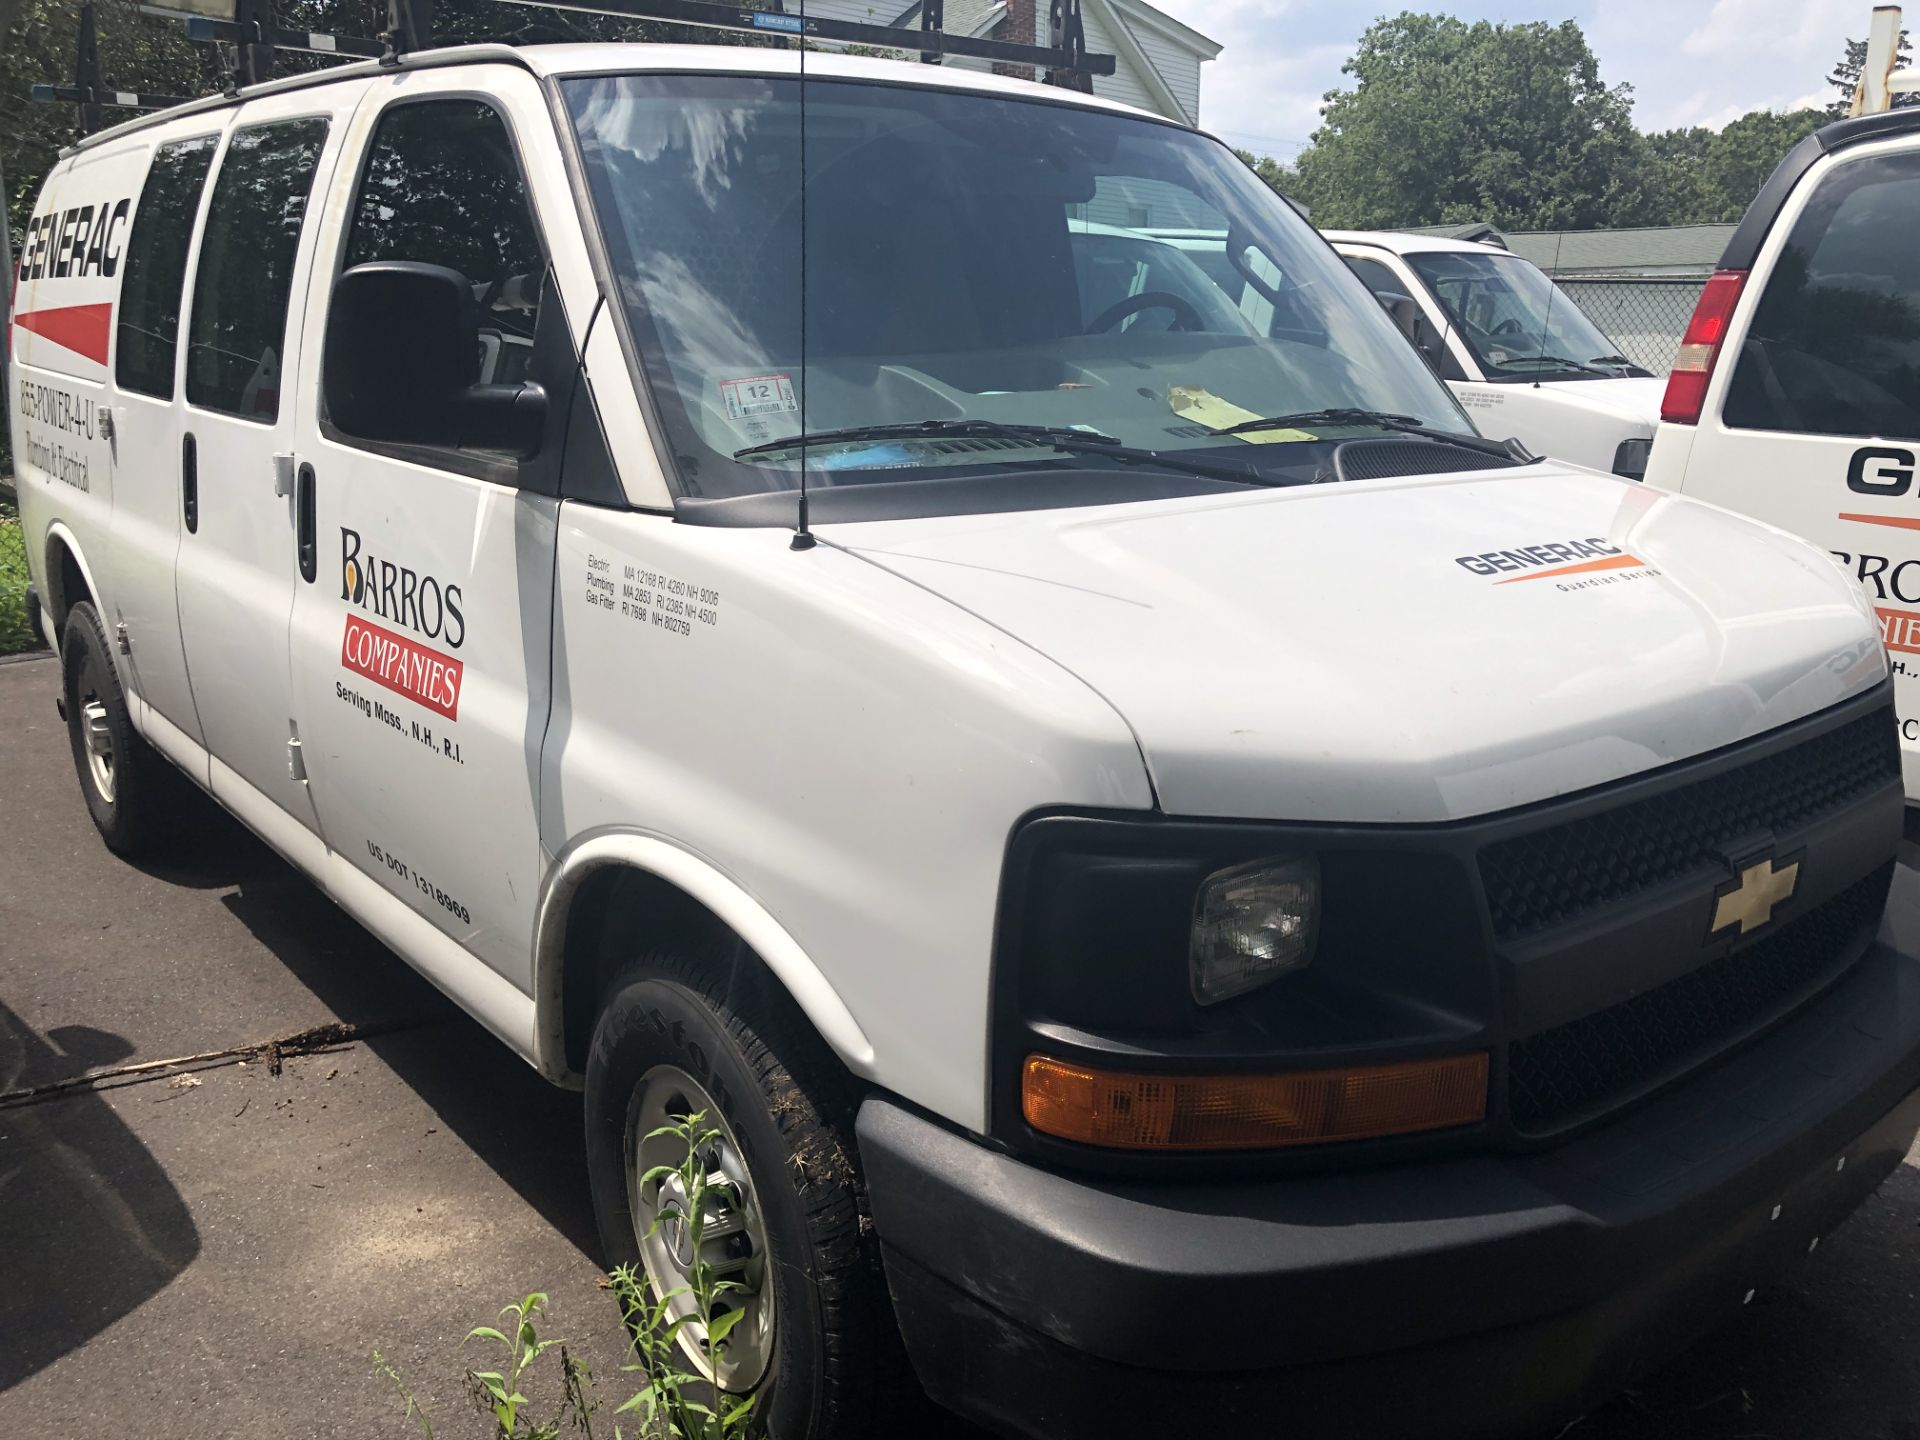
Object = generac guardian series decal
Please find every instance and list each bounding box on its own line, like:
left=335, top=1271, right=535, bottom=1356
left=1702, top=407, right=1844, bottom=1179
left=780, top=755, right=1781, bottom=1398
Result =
left=16, top=198, right=130, bottom=282
left=12, top=194, right=131, bottom=366
left=1455, top=537, right=1649, bottom=586
left=338, top=528, right=466, bottom=719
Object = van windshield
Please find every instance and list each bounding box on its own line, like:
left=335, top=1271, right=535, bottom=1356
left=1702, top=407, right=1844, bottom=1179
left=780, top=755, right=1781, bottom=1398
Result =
left=1405, top=250, right=1634, bottom=382
left=563, top=73, right=1473, bottom=501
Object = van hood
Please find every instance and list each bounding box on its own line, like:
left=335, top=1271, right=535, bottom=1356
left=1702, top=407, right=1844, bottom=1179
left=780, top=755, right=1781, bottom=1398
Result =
left=835, top=465, right=1885, bottom=824
left=1533, top=374, right=1664, bottom=425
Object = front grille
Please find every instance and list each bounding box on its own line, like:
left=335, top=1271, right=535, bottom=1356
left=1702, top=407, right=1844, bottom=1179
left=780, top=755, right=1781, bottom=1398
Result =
left=1507, top=862, right=1893, bottom=1132
left=1479, top=709, right=1899, bottom=942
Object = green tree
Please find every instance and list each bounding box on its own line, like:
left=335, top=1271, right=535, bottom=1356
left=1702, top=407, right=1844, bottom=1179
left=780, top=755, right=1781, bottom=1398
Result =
left=2, top=0, right=764, bottom=268
left=1698, top=108, right=1824, bottom=216
left=1635, top=109, right=1822, bottom=223
left=1234, top=147, right=1316, bottom=212
left=1826, top=29, right=1917, bottom=116
left=1291, top=13, right=1654, bottom=231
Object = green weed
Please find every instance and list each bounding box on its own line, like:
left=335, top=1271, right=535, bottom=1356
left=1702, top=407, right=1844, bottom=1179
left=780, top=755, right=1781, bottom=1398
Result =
left=0, top=493, right=39, bottom=656
left=375, top=1112, right=761, bottom=1440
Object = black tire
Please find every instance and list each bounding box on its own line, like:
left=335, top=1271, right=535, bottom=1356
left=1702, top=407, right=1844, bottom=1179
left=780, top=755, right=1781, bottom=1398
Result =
left=60, top=600, right=165, bottom=857
left=585, top=943, right=915, bottom=1440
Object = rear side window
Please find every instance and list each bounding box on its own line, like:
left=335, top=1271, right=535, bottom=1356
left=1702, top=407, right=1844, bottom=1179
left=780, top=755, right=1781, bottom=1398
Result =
left=1724, top=150, right=1920, bottom=440
left=116, top=135, right=218, bottom=399
left=186, top=117, right=328, bottom=421
left=342, top=99, right=545, bottom=389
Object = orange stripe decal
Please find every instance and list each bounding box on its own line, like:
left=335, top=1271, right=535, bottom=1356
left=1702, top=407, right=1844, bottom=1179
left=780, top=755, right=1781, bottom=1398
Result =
left=1838, top=511, right=1920, bottom=533
left=1493, top=552, right=1645, bottom=584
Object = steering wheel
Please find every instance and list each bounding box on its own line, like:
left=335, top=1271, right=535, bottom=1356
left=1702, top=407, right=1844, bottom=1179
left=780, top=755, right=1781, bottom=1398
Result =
left=1490, top=317, right=1525, bottom=337
left=1087, top=290, right=1205, bottom=334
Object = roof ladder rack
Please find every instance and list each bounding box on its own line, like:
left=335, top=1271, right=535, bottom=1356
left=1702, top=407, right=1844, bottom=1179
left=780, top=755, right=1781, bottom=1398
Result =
left=29, top=1, right=192, bottom=135
left=31, top=0, right=1113, bottom=140
left=492, top=0, right=1114, bottom=83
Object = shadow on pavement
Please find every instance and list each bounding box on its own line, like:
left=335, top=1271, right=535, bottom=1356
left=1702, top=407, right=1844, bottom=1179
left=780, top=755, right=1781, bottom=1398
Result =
left=137, top=802, right=601, bottom=1257
left=0, top=1003, right=200, bottom=1391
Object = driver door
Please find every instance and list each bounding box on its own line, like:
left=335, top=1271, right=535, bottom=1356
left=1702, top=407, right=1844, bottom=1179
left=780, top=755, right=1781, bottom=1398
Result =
left=286, top=68, right=574, bottom=987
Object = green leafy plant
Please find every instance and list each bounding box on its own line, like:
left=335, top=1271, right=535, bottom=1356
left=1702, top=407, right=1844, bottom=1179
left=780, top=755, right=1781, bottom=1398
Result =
left=0, top=495, right=41, bottom=657
left=373, top=1111, right=761, bottom=1439
left=608, top=1110, right=760, bottom=1440
left=466, top=1293, right=566, bottom=1435
left=373, top=1349, right=437, bottom=1440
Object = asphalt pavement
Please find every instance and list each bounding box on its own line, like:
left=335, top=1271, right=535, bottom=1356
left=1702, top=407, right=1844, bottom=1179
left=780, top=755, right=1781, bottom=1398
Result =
left=1, top=648, right=1917, bottom=1439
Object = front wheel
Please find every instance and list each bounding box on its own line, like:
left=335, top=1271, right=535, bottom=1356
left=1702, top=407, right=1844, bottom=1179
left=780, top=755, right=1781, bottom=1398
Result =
left=585, top=948, right=914, bottom=1439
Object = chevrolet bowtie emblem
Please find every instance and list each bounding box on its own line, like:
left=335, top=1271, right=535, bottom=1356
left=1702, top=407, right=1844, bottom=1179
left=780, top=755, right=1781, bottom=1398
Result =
left=1710, top=855, right=1801, bottom=938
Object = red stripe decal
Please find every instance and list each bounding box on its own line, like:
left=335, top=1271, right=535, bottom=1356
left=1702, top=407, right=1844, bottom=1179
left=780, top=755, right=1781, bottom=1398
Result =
left=13, top=302, right=113, bottom=366
left=340, top=613, right=464, bottom=720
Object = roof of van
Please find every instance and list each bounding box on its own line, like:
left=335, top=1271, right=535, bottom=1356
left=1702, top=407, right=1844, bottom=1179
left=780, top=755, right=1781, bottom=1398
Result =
left=68, top=39, right=1168, bottom=155
left=1319, top=230, right=1506, bottom=256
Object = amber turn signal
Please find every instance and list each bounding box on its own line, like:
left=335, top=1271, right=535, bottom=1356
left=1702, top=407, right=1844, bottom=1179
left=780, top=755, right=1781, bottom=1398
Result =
left=1021, top=1051, right=1489, bottom=1151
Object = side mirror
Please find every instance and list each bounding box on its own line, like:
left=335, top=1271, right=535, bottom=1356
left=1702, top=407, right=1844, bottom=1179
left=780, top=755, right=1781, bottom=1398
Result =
left=324, top=262, right=546, bottom=460
left=1377, top=291, right=1418, bottom=332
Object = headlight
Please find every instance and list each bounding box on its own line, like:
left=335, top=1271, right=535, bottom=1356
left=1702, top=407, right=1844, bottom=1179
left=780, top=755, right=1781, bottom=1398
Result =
left=1611, top=437, right=1652, bottom=481
left=1189, top=855, right=1320, bottom=1005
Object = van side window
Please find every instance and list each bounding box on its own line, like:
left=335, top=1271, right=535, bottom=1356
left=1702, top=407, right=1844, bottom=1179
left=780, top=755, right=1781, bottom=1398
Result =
left=116, top=135, right=218, bottom=399
left=342, top=100, right=545, bottom=392
left=1724, top=151, right=1920, bottom=441
left=185, top=117, right=329, bottom=422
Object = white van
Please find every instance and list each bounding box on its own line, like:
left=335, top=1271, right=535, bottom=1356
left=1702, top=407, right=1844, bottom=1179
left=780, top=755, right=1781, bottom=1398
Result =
left=1644, top=108, right=1920, bottom=806
left=1326, top=230, right=1665, bottom=478
left=11, top=38, right=1920, bottom=1440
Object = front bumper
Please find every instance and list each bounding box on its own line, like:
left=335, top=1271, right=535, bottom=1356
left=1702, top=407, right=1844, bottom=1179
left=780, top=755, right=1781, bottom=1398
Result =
left=860, top=867, right=1920, bottom=1440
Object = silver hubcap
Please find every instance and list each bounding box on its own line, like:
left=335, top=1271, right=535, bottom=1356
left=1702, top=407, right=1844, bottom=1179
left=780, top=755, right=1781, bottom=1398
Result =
left=627, top=1065, right=775, bottom=1391
left=78, top=669, right=115, bottom=803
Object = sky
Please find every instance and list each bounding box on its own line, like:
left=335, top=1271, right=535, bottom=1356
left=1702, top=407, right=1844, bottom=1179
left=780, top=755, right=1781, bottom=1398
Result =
left=1149, top=0, right=1874, bottom=158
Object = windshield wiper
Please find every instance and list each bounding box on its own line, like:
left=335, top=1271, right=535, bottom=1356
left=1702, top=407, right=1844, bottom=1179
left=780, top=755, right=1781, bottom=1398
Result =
left=734, top=418, right=1266, bottom=486
left=1500, top=353, right=1611, bottom=376
left=1210, top=408, right=1529, bottom=463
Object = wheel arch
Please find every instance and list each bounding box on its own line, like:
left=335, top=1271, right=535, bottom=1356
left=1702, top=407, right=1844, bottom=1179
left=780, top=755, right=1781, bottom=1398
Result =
left=42, top=521, right=104, bottom=653
left=532, top=830, right=876, bottom=1089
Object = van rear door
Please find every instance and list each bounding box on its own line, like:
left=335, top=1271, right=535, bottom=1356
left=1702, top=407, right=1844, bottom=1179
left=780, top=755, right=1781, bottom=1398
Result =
left=1653, top=136, right=1920, bottom=794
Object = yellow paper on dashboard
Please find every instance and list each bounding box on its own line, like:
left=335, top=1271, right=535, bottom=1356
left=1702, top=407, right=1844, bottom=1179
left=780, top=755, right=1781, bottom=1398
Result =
left=1167, top=386, right=1315, bottom=443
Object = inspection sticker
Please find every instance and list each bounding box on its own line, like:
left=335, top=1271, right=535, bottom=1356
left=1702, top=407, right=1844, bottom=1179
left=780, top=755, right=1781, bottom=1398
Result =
left=720, top=372, right=798, bottom=420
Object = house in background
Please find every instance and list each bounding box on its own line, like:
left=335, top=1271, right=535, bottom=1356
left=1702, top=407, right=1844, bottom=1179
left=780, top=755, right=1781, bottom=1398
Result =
left=803, top=0, right=1220, bottom=126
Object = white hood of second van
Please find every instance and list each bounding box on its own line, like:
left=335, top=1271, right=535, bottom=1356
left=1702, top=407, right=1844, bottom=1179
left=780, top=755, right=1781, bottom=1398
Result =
left=1543, top=374, right=1665, bottom=424
left=834, top=466, right=1885, bottom=824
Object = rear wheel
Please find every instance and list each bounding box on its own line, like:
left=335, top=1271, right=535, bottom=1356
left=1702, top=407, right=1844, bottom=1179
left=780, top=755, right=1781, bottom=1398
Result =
left=61, top=601, right=165, bottom=857
left=584, top=944, right=916, bottom=1439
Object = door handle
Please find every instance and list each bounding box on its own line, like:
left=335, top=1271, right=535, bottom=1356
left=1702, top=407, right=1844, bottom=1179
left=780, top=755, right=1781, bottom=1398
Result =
left=296, top=462, right=317, bottom=583
left=272, top=452, right=297, bottom=498
left=182, top=433, right=198, bottom=534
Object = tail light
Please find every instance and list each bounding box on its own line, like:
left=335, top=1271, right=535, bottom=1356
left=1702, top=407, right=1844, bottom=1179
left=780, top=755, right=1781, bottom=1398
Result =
left=1660, top=269, right=1748, bottom=425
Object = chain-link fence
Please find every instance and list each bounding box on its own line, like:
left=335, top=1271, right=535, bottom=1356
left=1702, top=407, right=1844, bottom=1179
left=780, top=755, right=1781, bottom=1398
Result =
left=1, top=483, right=41, bottom=656
left=1550, top=276, right=1706, bottom=376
